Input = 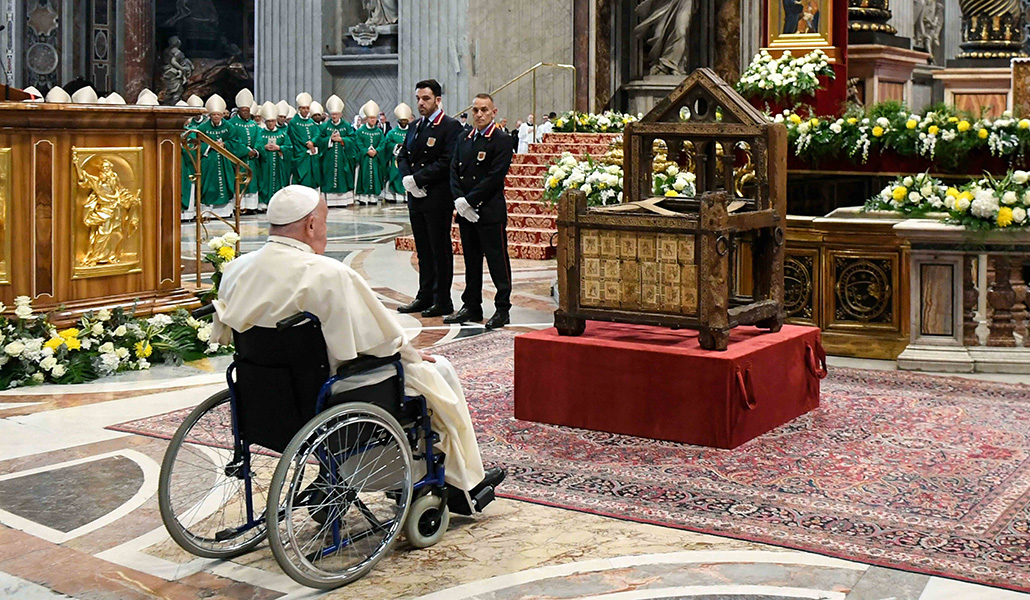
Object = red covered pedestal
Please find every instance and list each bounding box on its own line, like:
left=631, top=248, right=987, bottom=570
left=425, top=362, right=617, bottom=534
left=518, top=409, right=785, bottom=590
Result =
left=514, top=323, right=825, bottom=449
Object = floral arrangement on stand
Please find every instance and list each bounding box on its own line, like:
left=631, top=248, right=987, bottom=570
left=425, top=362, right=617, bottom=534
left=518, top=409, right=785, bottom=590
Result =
left=775, top=102, right=1030, bottom=170
left=863, top=170, right=1030, bottom=230
left=0, top=299, right=231, bottom=390
left=542, top=151, right=697, bottom=206
left=736, top=49, right=835, bottom=103
left=199, top=231, right=240, bottom=302
left=552, top=111, right=641, bottom=134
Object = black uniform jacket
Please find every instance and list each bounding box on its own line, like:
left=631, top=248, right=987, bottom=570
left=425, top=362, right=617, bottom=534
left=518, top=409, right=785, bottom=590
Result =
left=449, top=122, right=514, bottom=226
left=397, top=110, right=464, bottom=212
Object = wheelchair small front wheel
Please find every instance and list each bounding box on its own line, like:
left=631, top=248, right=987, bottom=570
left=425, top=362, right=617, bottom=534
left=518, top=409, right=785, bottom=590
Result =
left=403, top=492, right=449, bottom=549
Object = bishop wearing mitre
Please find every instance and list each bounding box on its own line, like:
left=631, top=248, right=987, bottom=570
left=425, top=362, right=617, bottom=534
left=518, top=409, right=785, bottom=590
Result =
left=229, top=89, right=262, bottom=212
left=288, top=93, right=323, bottom=189
left=353, top=100, right=387, bottom=204
left=320, top=94, right=357, bottom=207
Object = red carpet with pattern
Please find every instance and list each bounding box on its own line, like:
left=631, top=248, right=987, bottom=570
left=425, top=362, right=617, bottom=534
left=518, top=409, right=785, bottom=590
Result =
left=111, top=331, right=1030, bottom=592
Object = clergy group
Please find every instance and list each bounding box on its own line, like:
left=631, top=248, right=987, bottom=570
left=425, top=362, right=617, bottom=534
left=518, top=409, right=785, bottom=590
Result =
left=181, top=89, right=413, bottom=220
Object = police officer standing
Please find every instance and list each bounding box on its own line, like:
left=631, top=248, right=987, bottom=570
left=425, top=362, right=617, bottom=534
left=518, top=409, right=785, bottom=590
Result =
left=446, top=93, right=514, bottom=329
left=396, top=79, right=464, bottom=318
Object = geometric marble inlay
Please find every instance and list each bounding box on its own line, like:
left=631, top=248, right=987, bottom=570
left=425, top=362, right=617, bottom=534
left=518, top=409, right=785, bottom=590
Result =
left=0, top=456, right=142, bottom=533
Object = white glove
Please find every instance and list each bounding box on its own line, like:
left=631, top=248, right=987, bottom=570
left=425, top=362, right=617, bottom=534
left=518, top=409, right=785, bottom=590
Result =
left=403, top=175, right=427, bottom=198
left=455, top=197, right=479, bottom=222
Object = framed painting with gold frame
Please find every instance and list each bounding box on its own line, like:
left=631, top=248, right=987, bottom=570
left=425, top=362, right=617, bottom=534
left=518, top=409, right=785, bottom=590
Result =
left=0, top=148, right=10, bottom=285
left=765, top=0, right=840, bottom=62
left=70, top=146, right=144, bottom=279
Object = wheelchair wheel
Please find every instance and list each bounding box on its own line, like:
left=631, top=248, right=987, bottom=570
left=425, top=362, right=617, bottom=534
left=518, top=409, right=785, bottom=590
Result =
left=158, top=389, right=275, bottom=558
left=267, top=402, right=413, bottom=589
left=403, top=492, right=449, bottom=548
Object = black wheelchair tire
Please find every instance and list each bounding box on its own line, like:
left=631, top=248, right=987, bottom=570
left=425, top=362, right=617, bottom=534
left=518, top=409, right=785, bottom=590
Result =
left=158, top=389, right=269, bottom=559
left=266, top=401, right=414, bottom=589
left=403, top=492, right=450, bottom=549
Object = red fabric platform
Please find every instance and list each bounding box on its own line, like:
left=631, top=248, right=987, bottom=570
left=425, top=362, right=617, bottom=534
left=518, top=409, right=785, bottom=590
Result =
left=514, top=322, right=824, bottom=449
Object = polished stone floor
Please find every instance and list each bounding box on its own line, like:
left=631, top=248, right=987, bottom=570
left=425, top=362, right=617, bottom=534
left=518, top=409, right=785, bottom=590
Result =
left=0, top=205, right=1027, bottom=599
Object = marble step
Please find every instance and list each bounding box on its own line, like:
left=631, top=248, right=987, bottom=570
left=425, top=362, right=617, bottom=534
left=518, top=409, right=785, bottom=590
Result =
left=528, top=142, right=614, bottom=156
left=394, top=235, right=556, bottom=260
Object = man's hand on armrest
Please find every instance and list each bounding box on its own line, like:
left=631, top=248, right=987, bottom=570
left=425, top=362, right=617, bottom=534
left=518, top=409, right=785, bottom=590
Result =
left=420, top=352, right=436, bottom=363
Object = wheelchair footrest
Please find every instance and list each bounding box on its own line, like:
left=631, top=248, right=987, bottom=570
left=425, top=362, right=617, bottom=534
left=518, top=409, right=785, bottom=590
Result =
left=471, top=486, right=496, bottom=513
left=446, top=485, right=496, bottom=516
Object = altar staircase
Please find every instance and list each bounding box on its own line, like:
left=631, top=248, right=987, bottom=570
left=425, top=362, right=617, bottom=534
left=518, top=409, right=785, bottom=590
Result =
left=394, top=132, right=620, bottom=260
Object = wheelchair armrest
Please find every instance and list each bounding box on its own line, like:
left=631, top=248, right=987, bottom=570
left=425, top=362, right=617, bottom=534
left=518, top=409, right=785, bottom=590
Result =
left=276, top=312, right=320, bottom=331
left=336, top=353, right=402, bottom=379
left=191, top=304, right=216, bottom=319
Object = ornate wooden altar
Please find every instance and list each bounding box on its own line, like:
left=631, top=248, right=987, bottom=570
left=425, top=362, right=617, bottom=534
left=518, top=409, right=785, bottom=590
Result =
left=554, top=69, right=789, bottom=350
left=0, top=102, right=202, bottom=324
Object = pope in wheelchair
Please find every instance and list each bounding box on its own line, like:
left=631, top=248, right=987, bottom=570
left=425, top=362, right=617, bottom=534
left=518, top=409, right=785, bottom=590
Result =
left=157, top=185, right=505, bottom=589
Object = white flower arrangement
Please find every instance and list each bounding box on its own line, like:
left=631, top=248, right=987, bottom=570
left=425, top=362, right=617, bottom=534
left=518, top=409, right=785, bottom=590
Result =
left=543, top=152, right=624, bottom=206
left=553, top=111, right=639, bottom=133
left=736, top=49, right=834, bottom=102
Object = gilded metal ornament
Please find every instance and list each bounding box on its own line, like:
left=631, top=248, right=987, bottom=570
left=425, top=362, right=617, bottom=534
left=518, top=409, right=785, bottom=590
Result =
left=71, top=147, right=144, bottom=278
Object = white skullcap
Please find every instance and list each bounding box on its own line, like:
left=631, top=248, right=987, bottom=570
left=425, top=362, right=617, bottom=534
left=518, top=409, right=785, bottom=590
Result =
left=267, top=185, right=320, bottom=225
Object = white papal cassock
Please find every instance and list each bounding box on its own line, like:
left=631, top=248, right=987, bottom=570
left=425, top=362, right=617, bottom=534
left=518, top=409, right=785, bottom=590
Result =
left=212, top=235, right=486, bottom=490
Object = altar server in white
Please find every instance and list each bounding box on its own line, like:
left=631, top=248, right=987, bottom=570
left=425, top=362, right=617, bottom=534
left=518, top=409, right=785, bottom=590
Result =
left=211, top=185, right=505, bottom=499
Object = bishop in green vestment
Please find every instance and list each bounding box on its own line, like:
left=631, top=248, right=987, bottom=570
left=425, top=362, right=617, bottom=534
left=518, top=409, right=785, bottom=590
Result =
left=289, top=92, right=322, bottom=188
left=196, top=94, right=242, bottom=219
left=320, top=94, right=357, bottom=206
left=255, top=101, right=294, bottom=208
left=354, top=100, right=386, bottom=204
left=230, top=89, right=261, bottom=211
left=379, top=102, right=413, bottom=203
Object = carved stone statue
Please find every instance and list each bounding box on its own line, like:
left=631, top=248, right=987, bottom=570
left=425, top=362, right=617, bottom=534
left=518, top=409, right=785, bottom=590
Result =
left=634, top=0, right=696, bottom=75
left=160, top=36, right=194, bottom=105
left=364, top=0, right=398, bottom=26
left=914, top=0, right=945, bottom=60
left=74, top=156, right=141, bottom=267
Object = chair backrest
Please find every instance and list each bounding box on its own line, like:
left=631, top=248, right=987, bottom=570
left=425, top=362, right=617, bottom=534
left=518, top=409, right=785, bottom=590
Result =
left=231, top=319, right=330, bottom=453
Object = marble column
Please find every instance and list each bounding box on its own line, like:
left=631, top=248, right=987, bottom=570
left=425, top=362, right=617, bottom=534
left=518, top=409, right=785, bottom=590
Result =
left=714, top=0, right=741, bottom=83
left=255, top=0, right=324, bottom=104
left=401, top=0, right=469, bottom=117
left=573, top=0, right=589, bottom=111
left=122, top=0, right=153, bottom=101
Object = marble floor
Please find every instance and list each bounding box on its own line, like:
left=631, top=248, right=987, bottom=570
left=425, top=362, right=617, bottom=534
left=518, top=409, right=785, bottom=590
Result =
left=0, top=205, right=1027, bottom=599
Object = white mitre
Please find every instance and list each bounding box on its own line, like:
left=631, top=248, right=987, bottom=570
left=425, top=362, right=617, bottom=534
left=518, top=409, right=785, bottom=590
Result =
left=186, top=95, right=204, bottom=108
left=105, top=92, right=126, bottom=105
left=45, top=87, right=71, bottom=103
left=136, top=89, right=159, bottom=105
left=267, top=185, right=320, bottom=225
left=71, top=86, right=99, bottom=104
left=310, top=101, right=324, bottom=116
left=394, top=102, right=413, bottom=122
left=259, top=101, right=278, bottom=121
left=235, top=88, right=254, bottom=108
left=295, top=92, right=312, bottom=107
left=325, top=95, right=345, bottom=114
left=361, top=100, right=379, bottom=118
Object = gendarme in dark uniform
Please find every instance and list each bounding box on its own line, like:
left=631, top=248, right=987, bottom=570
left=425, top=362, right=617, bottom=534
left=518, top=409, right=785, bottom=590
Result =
left=396, top=106, right=464, bottom=317
left=447, top=120, right=514, bottom=329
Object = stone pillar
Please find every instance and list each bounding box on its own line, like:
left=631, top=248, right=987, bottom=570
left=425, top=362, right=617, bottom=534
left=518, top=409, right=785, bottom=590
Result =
left=255, top=0, right=324, bottom=104
left=573, top=0, right=589, bottom=111
left=122, top=0, right=153, bottom=101
left=955, top=0, right=1024, bottom=60
left=713, top=0, right=741, bottom=83
left=399, top=0, right=469, bottom=116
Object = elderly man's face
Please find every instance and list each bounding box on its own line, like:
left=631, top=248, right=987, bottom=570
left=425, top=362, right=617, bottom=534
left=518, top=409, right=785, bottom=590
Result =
left=239, top=107, right=251, bottom=120
left=305, top=198, right=329, bottom=255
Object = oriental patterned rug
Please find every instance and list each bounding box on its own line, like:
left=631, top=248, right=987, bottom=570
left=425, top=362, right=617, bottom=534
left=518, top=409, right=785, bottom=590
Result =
left=112, top=331, right=1030, bottom=592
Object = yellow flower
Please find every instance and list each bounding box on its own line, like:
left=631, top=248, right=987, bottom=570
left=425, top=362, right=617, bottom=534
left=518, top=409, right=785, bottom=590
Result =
left=44, top=337, right=64, bottom=351
left=957, top=120, right=971, bottom=132
left=948, top=116, right=959, bottom=123
left=809, top=118, right=819, bottom=127
left=547, top=176, right=559, bottom=189
left=998, top=206, right=1014, bottom=227
left=1020, top=119, right=1030, bottom=129
left=65, top=338, right=81, bottom=351
left=217, top=246, right=235, bottom=261
left=946, top=187, right=959, bottom=198
left=664, top=189, right=679, bottom=197
left=892, top=186, right=908, bottom=201
left=906, top=119, right=918, bottom=129
left=58, top=328, right=79, bottom=340
left=847, top=118, right=858, bottom=125
left=134, top=341, right=153, bottom=358
left=789, top=114, right=802, bottom=124
left=959, top=190, right=973, bottom=202
left=978, top=128, right=989, bottom=139
left=928, top=125, right=939, bottom=136
left=872, top=126, right=884, bottom=137
left=555, top=119, right=565, bottom=128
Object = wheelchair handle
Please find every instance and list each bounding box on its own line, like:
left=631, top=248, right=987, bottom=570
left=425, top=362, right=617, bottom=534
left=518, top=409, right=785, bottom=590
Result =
left=276, top=312, right=320, bottom=331
left=191, top=304, right=216, bottom=319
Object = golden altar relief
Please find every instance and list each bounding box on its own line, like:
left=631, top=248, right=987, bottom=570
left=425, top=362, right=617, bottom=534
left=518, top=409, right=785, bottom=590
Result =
left=0, top=148, right=10, bottom=284
left=71, top=147, right=144, bottom=279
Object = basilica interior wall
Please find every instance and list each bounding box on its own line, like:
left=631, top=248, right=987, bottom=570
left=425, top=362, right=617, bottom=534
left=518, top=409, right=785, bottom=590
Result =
left=466, top=0, right=575, bottom=122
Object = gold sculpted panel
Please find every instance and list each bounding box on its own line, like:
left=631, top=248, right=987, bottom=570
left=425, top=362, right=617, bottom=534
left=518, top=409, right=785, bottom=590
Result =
left=0, top=149, right=10, bottom=284
left=71, top=147, right=143, bottom=279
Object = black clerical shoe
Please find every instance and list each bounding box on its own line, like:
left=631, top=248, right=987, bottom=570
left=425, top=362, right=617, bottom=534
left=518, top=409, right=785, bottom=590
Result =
left=446, top=467, right=507, bottom=515
left=421, top=303, right=454, bottom=318
left=443, top=306, right=483, bottom=324
left=485, top=311, right=510, bottom=330
left=398, top=298, right=432, bottom=313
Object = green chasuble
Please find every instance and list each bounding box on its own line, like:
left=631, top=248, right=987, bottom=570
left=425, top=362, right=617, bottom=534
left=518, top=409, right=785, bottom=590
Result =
left=195, top=119, right=241, bottom=207
left=256, top=126, right=294, bottom=206
left=181, top=119, right=202, bottom=210
left=320, top=119, right=357, bottom=194
left=378, top=125, right=408, bottom=195
left=229, top=115, right=262, bottom=195
left=288, top=115, right=323, bottom=187
left=353, top=124, right=386, bottom=198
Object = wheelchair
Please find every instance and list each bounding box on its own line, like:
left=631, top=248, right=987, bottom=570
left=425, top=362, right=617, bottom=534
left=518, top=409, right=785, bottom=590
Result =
left=158, top=309, right=452, bottom=589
